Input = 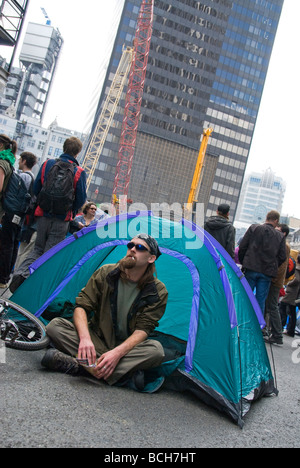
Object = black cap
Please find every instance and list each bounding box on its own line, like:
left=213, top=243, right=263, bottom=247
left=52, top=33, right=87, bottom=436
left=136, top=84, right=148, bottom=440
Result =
left=135, top=233, right=162, bottom=259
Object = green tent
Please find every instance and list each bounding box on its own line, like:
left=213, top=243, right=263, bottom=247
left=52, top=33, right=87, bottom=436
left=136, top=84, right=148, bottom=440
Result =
left=11, top=211, right=277, bottom=427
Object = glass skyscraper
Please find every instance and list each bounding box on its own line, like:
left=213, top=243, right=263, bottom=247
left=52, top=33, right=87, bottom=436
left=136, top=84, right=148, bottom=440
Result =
left=236, top=167, right=286, bottom=224
left=88, top=0, right=284, bottom=220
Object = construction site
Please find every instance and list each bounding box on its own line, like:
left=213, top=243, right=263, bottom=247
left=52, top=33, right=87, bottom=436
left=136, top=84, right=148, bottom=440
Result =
left=0, top=0, right=284, bottom=223
left=82, top=0, right=218, bottom=220
left=80, top=0, right=283, bottom=222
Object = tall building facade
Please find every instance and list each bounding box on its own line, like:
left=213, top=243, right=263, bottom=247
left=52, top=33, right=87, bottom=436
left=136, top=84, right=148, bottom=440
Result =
left=0, top=22, right=63, bottom=123
left=235, top=167, right=286, bottom=224
left=88, top=0, right=284, bottom=220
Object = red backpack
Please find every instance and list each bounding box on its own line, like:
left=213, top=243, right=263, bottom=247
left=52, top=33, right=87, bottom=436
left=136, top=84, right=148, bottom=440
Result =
left=285, top=256, right=296, bottom=282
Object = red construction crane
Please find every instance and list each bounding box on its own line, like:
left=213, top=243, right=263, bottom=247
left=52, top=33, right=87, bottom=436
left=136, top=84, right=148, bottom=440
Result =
left=82, top=46, right=134, bottom=191
left=112, top=0, right=154, bottom=202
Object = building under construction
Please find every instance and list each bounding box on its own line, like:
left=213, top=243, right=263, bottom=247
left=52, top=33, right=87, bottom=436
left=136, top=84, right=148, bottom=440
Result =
left=0, top=0, right=29, bottom=91
left=86, top=0, right=284, bottom=220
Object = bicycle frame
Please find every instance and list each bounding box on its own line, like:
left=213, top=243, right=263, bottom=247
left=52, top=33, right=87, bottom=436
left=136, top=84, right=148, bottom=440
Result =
left=0, top=299, right=49, bottom=350
left=0, top=306, right=20, bottom=343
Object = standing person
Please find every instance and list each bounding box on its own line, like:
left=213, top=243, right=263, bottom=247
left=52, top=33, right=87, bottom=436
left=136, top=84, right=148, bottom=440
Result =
left=264, top=224, right=290, bottom=345
left=0, top=152, right=37, bottom=288
left=204, top=203, right=236, bottom=258
left=0, top=134, right=18, bottom=222
left=280, top=255, right=300, bottom=338
left=14, top=153, right=39, bottom=271
left=41, top=234, right=168, bottom=392
left=238, top=210, right=287, bottom=315
left=10, top=137, right=87, bottom=292
left=17, top=151, right=37, bottom=192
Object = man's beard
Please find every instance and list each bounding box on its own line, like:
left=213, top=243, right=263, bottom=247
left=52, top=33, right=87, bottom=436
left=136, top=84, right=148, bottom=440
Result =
left=119, top=255, right=136, bottom=270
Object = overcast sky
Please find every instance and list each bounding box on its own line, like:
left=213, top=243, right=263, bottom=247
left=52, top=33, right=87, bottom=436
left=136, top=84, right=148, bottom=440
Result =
left=7, top=0, right=124, bottom=132
left=2, top=0, right=299, bottom=218
left=246, top=0, right=299, bottom=219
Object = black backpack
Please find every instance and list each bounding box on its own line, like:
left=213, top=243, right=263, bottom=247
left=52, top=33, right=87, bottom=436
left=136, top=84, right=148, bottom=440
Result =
left=38, top=159, right=76, bottom=215
left=2, top=167, right=33, bottom=216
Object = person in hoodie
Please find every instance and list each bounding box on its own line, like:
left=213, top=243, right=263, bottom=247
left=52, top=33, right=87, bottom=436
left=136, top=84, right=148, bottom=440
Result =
left=204, top=203, right=236, bottom=258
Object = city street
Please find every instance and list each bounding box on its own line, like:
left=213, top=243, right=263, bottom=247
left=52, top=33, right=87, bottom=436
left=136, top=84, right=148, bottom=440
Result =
left=0, top=0, right=299, bottom=454
left=1, top=334, right=299, bottom=449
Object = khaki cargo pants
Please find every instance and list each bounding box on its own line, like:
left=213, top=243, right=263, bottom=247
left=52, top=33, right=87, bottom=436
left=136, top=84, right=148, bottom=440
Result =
left=46, top=318, right=165, bottom=385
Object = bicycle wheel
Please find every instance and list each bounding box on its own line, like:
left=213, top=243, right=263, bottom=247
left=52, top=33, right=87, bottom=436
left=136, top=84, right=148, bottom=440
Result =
left=0, top=298, right=49, bottom=351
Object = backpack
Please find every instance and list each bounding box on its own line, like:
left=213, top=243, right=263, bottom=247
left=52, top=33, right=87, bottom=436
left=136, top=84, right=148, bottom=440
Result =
left=285, top=256, right=296, bottom=281
left=38, top=159, right=76, bottom=216
left=2, top=168, right=33, bottom=216
left=42, top=297, right=75, bottom=323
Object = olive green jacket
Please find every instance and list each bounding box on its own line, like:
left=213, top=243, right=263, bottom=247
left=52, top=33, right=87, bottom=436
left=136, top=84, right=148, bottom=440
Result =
left=75, top=263, right=168, bottom=350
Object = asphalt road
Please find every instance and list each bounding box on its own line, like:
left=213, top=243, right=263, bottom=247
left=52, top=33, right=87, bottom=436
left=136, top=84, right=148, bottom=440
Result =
left=1, top=333, right=300, bottom=449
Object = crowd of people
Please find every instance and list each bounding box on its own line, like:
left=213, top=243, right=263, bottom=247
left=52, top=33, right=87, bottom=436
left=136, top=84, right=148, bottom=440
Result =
left=0, top=132, right=299, bottom=391
left=205, top=203, right=300, bottom=344
left=0, top=138, right=37, bottom=288
left=0, top=135, right=109, bottom=292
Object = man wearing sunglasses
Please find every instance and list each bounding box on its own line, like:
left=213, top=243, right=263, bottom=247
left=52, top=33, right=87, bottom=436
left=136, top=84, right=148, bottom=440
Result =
left=42, top=234, right=168, bottom=392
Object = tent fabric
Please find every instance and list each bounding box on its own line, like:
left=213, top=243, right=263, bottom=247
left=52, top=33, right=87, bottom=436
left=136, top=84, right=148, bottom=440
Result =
left=11, top=211, right=277, bottom=427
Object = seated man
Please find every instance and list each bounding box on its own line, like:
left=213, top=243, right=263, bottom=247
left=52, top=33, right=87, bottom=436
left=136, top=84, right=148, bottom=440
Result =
left=42, top=234, right=168, bottom=391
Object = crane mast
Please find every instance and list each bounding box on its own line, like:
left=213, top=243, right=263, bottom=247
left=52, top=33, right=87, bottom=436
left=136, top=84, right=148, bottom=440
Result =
left=185, top=128, right=213, bottom=220
left=82, top=46, right=133, bottom=190
left=112, top=0, right=154, bottom=202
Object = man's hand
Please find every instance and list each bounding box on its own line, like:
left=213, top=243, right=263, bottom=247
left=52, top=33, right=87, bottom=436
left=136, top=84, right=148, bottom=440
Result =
left=93, top=330, right=148, bottom=381
left=77, top=337, right=96, bottom=366
left=73, top=306, right=96, bottom=366
left=93, top=348, right=123, bottom=380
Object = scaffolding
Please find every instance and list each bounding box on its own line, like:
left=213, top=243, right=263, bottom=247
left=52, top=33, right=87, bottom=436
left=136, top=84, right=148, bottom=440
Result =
left=0, top=0, right=29, bottom=79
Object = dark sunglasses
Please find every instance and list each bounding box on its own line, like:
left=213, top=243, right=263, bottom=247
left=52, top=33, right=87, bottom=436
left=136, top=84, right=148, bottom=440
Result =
left=127, top=241, right=150, bottom=253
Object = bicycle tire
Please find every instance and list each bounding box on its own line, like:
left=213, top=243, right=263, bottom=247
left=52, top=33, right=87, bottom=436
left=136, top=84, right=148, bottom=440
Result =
left=0, top=298, right=49, bottom=351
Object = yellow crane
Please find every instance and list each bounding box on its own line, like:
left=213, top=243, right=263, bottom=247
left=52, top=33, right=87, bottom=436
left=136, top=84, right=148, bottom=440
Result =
left=185, top=127, right=213, bottom=219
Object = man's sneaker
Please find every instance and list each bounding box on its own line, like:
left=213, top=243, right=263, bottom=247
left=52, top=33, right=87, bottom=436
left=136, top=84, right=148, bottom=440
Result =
left=131, top=369, right=145, bottom=391
left=143, top=376, right=165, bottom=393
left=41, top=348, right=81, bottom=375
left=264, top=335, right=283, bottom=345
left=116, top=369, right=145, bottom=391
left=0, top=282, right=9, bottom=289
left=116, top=370, right=164, bottom=393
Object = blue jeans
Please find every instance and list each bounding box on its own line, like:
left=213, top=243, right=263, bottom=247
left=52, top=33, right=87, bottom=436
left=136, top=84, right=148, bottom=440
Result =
left=244, top=269, right=272, bottom=315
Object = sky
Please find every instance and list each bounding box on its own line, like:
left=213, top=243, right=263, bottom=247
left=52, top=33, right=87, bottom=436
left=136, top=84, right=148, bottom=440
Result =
left=4, top=0, right=124, bottom=131
left=246, top=0, right=300, bottom=219
left=1, top=0, right=299, bottom=218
